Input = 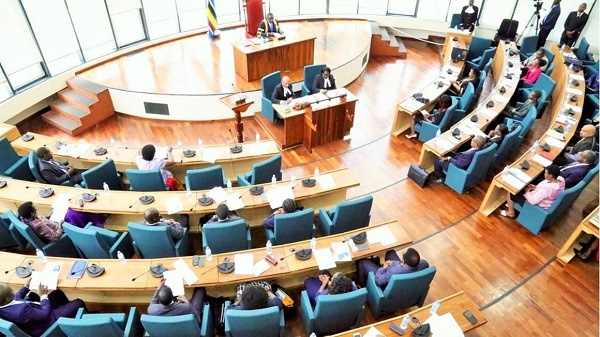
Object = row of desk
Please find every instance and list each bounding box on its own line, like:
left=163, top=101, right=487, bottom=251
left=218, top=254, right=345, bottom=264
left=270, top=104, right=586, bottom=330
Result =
left=557, top=207, right=599, bottom=265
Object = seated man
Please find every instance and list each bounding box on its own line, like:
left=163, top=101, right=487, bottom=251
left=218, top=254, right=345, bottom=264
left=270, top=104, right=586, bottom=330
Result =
left=148, top=279, right=206, bottom=322
left=432, top=135, right=486, bottom=183
left=559, top=150, right=596, bottom=188
left=585, top=71, right=599, bottom=94
left=35, top=146, right=84, bottom=186
left=484, top=124, right=509, bottom=148
left=304, top=271, right=355, bottom=306
left=256, top=12, right=283, bottom=36
left=229, top=284, right=283, bottom=310
left=143, top=207, right=185, bottom=240
left=312, top=67, right=337, bottom=94
left=206, top=203, right=240, bottom=225
left=0, top=279, right=85, bottom=337
left=136, top=144, right=178, bottom=191
left=18, top=201, right=63, bottom=242
left=448, top=68, right=480, bottom=96
left=562, top=124, right=597, bottom=163
left=406, top=95, right=452, bottom=139
left=271, top=76, right=294, bottom=105
left=356, top=248, right=429, bottom=288
left=502, top=90, right=541, bottom=119
left=521, top=48, right=549, bottom=74
left=262, top=198, right=297, bottom=230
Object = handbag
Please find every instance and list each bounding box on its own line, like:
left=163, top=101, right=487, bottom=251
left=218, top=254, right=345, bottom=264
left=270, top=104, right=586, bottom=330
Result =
left=408, top=164, right=429, bottom=188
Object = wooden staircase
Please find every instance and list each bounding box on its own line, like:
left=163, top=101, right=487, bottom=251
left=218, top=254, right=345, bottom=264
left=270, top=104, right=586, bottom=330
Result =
left=42, top=77, right=114, bottom=136
left=369, top=21, right=407, bottom=59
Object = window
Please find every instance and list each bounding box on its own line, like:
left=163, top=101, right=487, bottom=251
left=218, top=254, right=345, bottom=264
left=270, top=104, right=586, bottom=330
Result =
left=176, top=0, right=207, bottom=31
left=300, top=0, right=327, bottom=14
left=329, top=0, right=358, bottom=14
left=358, top=0, right=387, bottom=15
left=0, top=65, right=12, bottom=102
left=106, top=0, right=148, bottom=47
left=388, top=0, right=418, bottom=16
left=417, top=0, right=451, bottom=21
left=66, top=0, right=116, bottom=61
left=143, top=0, right=180, bottom=39
left=269, top=0, right=300, bottom=16
left=215, top=0, right=241, bottom=24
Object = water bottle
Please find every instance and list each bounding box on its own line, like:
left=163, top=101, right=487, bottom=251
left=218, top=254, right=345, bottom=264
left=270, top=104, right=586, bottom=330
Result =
left=110, top=137, right=116, bottom=147
left=310, top=237, right=317, bottom=251
left=206, top=247, right=212, bottom=261
left=36, top=249, right=47, bottom=263
left=197, top=138, right=203, bottom=148
left=430, top=300, right=440, bottom=315
left=255, top=132, right=261, bottom=144
left=568, top=63, right=573, bottom=72
left=266, top=240, right=272, bottom=255
left=177, top=139, right=182, bottom=149
left=560, top=44, right=565, bottom=52
left=502, top=166, right=510, bottom=178
left=309, top=334, right=317, bottom=337
left=103, top=182, right=110, bottom=195
left=271, top=174, right=277, bottom=187
left=290, top=174, right=296, bottom=187
left=566, top=123, right=572, bottom=134
left=117, top=251, right=126, bottom=265
left=226, top=179, right=232, bottom=192
left=314, top=167, right=320, bottom=179
left=531, top=139, right=539, bottom=153
left=400, top=315, right=410, bottom=330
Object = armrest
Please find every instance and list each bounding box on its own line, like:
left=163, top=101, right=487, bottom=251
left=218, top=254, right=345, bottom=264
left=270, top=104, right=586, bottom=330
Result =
left=201, top=303, right=213, bottom=337
left=45, top=234, right=78, bottom=258
left=90, top=225, right=119, bottom=244
left=202, top=231, right=208, bottom=252
left=446, top=162, right=466, bottom=177
left=110, top=232, right=135, bottom=259
left=418, top=121, right=441, bottom=143
left=266, top=228, right=275, bottom=245
left=366, top=272, right=384, bottom=300
left=5, top=157, right=34, bottom=181
left=175, top=228, right=191, bottom=256
left=236, top=174, right=251, bottom=186
left=75, top=307, right=86, bottom=318
left=40, top=320, right=66, bottom=337
left=224, top=301, right=232, bottom=336
left=300, top=291, right=315, bottom=334
left=278, top=309, right=285, bottom=337
left=124, top=306, right=143, bottom=337
left=318, top=208, right=333, bottom=236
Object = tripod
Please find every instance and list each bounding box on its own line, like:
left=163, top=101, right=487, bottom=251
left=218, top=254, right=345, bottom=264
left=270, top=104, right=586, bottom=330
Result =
left=516, top=7, right=542, bottom=45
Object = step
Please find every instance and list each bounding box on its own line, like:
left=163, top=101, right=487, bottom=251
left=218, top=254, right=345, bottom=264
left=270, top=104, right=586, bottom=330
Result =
left=395, top=36, right=408, bottom=57
left=67, top=76, right=107, bottom=96
left=42, top=110, right=82, bottom=136
left=51, top=100, right=89, bottom=121
left=58, top=89, right=97, bottom=111
left=378, top=26, right=391, bottom=42
left=369, top=21, right=381, bottom=35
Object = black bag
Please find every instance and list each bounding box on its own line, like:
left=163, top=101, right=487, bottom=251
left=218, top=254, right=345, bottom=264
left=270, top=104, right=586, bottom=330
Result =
left=408, top=164, right=429, bottom=188
left=206, top=295, right=229, bottom=336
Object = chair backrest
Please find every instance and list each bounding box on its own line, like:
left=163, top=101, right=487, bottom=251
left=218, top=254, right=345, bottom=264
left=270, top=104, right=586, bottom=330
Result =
left=331, top=195, right=373, bottom=234
left=185, top=165, right=225, bottom=190
left=303, top=64, right=326, bottom=95
left=475, top=69, right=486, bottom=96
left=127, top=222, right=176, bottom=258
left=520, top=106, right=537, bottom=138
left=477, top=47, right=496, bottom=69
left=0, top=137, right=21, bottom=173
left=6, top=210, right=45, bottom=251
left=497, top=19, right=519, bottom=40
left=0, top=317, right=29, bottom=337
left=141, top=314, right=201, bottom=336
left=382, top=267, right=437, bottom=311
left=575, top=37, right=590, bottom=60
left=465, top=143, right=497, bottom=182
left=250, top=154, right=282, bottom=185
left=226, top=306, right=281, bottom=337
left=82, top=159, right=123, bottom=190
left=438, top=97, right=459, bottom=133
left=467, top=37, right=493, bottom=61
left=448, top=13, right=461, bottom=28
left=533, top=73, right=557, bottom=99
left=544, top=179, right=587, bottom=218
left=273, top=208, right=314, bottom=245
left=520, top=35, right=538, bottom=56
left=458, top=83, right=475, bottom=112
left=540, top=47, right=555, bottom=65
left=545, top=61, right=555, bottom=75
left=313, top=288, right=367, bottom=334
left=483, top=58, right=493, bottom=75
left=203, top=219, right=248, bottom=254
left=28, top=150, right=48, bottom=184
left=582, top=164, right=599, bottom=185
left=261, top=71, right=281, bottom=98
left=62, top=223, right=111, bottom=259
left=126, top=169, right=165, bottom=192
left=57, top=316, right=124, bottom=337
left=494, top=125, right=522, bottom=166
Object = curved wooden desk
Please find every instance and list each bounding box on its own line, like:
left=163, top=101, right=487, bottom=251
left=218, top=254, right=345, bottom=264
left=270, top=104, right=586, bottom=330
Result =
left=557, top=207, right=599, bottom=265
left=0, top=168, right=359, bottom=232
left=1, top=220, right=411, bottom=304
left=11, top=132, right=279, bottom=183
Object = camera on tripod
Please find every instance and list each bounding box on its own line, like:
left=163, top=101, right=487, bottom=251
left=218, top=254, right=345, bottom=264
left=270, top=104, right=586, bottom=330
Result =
left=533, top=0, right=544, bottom=12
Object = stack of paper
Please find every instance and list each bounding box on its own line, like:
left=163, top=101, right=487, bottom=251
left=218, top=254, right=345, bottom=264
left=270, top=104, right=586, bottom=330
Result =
left=314, top=248, right=336, bottom=270
left=531, top=154, right=553, bottom=167
left=436, top=138, right=456, bottom=152
left=165, top=197, right=183, bottom=215
left=493, top=94, right=510, bottom=104
left=234, top=253, right=254, bottom=275
left=173, top=259, right=199, bottom=285
left=317, top=174, right=336, bottom=189
left=207, top=187, right=229, bottom=204
left=570, top=74, right=585, bottom=81
left=564, top=104, right=582, bottom=112
left=330, top=242, right=351, bottom=262
left=425, top=313, right=465, bottom=337
left=545, top=136, right=566, bottom=148
left=57, top=144, right=90, bottom=158
left=367, top=226, right=397, bottom=246
left=50, top=194, right=72, bottom=222
left=479, top=108, right=496, bottom=120
left=29, top=262, right=63, bottom=291
left=508, top=168, right=532, bottom=183
left=163, top=270, right=185, bottom=296
left=502, top=174, right=526, bottom=190
left=253, top=259, right=270, bottom=277
left=226, top=193, right=245, bottom=211
left=546, top=129, right=565, bottom=140
left=266, top=186, right=294, bottom=209
left=566, top=87, right=583, bottom=96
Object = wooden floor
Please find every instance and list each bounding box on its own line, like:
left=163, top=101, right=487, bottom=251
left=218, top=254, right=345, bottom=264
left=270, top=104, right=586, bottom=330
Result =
left=19, top=39, right=599, bottom=336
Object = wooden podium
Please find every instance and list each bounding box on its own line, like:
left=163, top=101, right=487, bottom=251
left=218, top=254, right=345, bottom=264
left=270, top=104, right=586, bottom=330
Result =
left=220, top=93, right=254, bottom=143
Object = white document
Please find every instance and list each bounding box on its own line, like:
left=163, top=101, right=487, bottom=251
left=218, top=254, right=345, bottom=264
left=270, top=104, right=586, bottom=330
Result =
left=531, top=154, right=553, bottom=167
left=457, top=123, right=474, bottom=135
left=253, top=259, right=270, bottom=277
left=266, top=186, right=294, bottom=209
left=566, top=87, right=583, bottom=96
left=426, top=313, right=465, bottom=337
left=376, top=226, right=397, bottom=246
left=364, top=326, right=385, bottom=337
left=202, top=149, right=219, bottom=164
left=367, top=228, right=382, bottom=245
left=436, top=138, right=456, bottom=151
left=173, top=259, right=198, bottom=286
left=493, top=94, right=510, bottom=104
left=50, top=194, right=71, bottom=223
left=330, top=242, right=352, bottom=262
left=317, top=174, right=336, bottom=189
left=251, top=144, right=267, bottom=156
left=30, top=262, right=63, bottom=291
left=545, top=136, right=566, bottom=148
left=226, top=193, right=245, bottom=211
left=314, top=248, right=336, bottom=270
left=564, top=104, right=582, bottom=112
left=508, top=168, right=532, bottom=183
left=555, top=114, right=577, bottom=126
left=502, top=173, right=526, bottom=190
left=163, top=270, right=185, bottom=296
left=570, top=74, right=585, bottom=81
left=479, top=108, right=497, bottom=120
left=154, top=147, right=168, bottom=160
left=546, top=129, right=565, bottom=140
left=58, top=144, right=90, bottom=158
left=234, top=253, right=254, bottom=275
left=165, top=197, right=183, bottom=215
left=207, top=187, right=229, bottom=204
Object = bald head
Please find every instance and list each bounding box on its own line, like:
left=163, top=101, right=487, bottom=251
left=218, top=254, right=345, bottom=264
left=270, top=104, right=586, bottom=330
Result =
left=0, top=285, right=14, bottom=306
left=580, top=125, right=596, bottom=138
left=578, top=3, right=587, bottom=13
left=281, top=76, right=290, bottom=88
left=472, top=135, right=486, bottom=149
left=144, top=207, right=160, bottom=224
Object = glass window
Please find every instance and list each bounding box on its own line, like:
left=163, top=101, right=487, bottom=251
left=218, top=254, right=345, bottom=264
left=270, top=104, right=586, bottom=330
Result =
left=0, top=65, right=13, bottom=102
left=143, top=0, right=179, bottom=39
left=417, top=0, right=451, bottom=21
left=300, top=0, right=327, bottom=14
left=358, top=0, right=387, bottom=15
left=329, top=0, right=358, bottom=14
left=269, top=0, right=299, bottom=16
left=215, top=0, right=241, bottom=24
left=176, top=0, right=207, bottom=31
left=22, top=0, right=83, bottom=75
left=66, top=0, right=116, bottom=61
left=106, top=0, right=147, bottom=47
left=388, top=0, right=418, bottom=16
left=478, top=0, right=517, bottom=29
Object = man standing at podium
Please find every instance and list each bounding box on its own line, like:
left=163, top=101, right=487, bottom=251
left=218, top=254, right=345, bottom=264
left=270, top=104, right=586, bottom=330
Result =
left=312, top=67, right=337, bottom=94
left=257, top=13, right=283, bottom=36
left=271, top=76, right=294, bottom=105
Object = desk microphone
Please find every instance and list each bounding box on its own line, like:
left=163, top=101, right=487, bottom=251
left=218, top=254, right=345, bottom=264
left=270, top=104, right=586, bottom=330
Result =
left=238, top=188, right=251, bottom=199
left=228, top=129, right=242, bottom=153
left=5, top=260, right=34, bottom=274
left=279, top=247, right=301, bottom=261
left=131, top=268, right=152, bottom=282
left=231, top=83, right=245, bottom=104
left=129, top=198, right=141, bottom=209
left=70, top=264, right=91, bottom=276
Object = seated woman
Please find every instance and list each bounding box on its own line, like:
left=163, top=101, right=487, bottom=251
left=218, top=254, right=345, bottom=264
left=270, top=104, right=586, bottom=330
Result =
left=520, top=59, right=546, bottom=86
left=501, top=164, right=565, bottom=218
left=303, top=271, right=355, bottom=306
left=229, top=282, right=283, bottom=310
left=406, top=94, right=452, bottom=139
left=448, top=68, right=480, bottom=96
left=262, top=198, right=297, bottom=230
left=136, top=144, right=179, bottom=191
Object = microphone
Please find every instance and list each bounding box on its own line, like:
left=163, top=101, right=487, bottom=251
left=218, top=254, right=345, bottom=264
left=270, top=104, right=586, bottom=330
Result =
left=231, top=83, right=245, bottom=104
left=238, top=188, right=251, bottom=199
left=279, top=247, right=300, bottom=261
left=129, top=198, right=141, bottom=209
left=189, top=197, right=200, bottom=212
left=5, top=260, right=34, bottom=274
left=70, top=263, right=93, bottom=276
left=131, top=268, right=151, bottom=282
left=228, top=129, right=242, bottom=153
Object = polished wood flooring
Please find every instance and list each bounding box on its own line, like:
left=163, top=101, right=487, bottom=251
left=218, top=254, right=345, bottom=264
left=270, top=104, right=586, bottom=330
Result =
left=19, top=39, right=599, bottom=336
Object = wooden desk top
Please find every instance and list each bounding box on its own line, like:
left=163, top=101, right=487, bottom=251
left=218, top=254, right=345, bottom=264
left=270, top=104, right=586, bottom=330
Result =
left=231, top=31, right=317, bottom=54
left=0, top=123, right=20, bottom=142
left=329, top=291, right=486, bottom=336
left=273, top=88, right=358, bottom=119
left=557, top=207, right=599, bottom=265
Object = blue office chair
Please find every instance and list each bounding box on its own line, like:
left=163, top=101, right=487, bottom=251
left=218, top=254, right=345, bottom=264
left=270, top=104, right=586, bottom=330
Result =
left=57, top=307, right=143, bottom=337
left=0, top=138, right=34, bottom=181
left=503, top=106, right=536, bottom=139
left=125, top=169, right=166, bottom=192
left=266, top=208, right=316, bottom=245
left=0, top=317, right=63, bottom=337
left=6, top=210, right=78, bottom=258
left=467, top=47, right=496, bottom=72
left=202, top=219, right=251, bottom=254
left=236, top=154, right=282, bottom=186
left=225, top=304, right=284, bottom=337
left=318, top=195, right=373, bottom=236
left=574, top=37, right=593, bottom=62
left=452, top=83, right=475, bottom=125
left=185, top=165, right=226, bottom=190
left=519, top=73, right=556, bottom=117
left=0, top=214, right=27, bottom=250
left=127, top=222, right=190, bottom=258
left=475, top=69, right=486, bottom=97
left=519, top=36, right=538, bottom=57
left=444, top=143, right=497, bottom=194
left=261, top=71, right=281, bottom=122
left=300, top=288, right=367, bottom=335
left=483, top=58, right=493, bottom=76
left=448, top=13, right=461, bottom=28
left=545, top=61, right=555, bottom=75
left=302, top=64, right=326, bottom=96
left=416, top=97, right=459, bottom=143
left=466, top=37, right=493, bottom=62
left=28, top=151, right=70, bottom=186
left=540, top=47, right=555, bottom=66
left=493, top=126, right=523, bottom=167
left=366, top=267, right=437, bottom=318
left=141, top=309, right=213, bottom=337
left=583, top=61, right=598, bottom=77
left=62, top=223, right=134, bottom=259
left=81, top=159, right=124, bottom=190
left=586, top=93, right=599, bottom=112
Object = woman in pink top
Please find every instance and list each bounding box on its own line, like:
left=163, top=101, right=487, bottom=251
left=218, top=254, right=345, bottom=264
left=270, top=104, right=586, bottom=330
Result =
left=501, top=164, right=565, bottom=218
left=521, top=59, right=547, bottom=85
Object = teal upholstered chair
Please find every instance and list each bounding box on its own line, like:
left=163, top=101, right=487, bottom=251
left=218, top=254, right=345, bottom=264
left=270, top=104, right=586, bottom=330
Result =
left=236, top=154, right=282, bottom=186
left=545, top=61, right=555, bottom=75
left=300, top=288, right=367, bottom=335
left=493, top=125, right=523, bottom=167
left=583, top=61, right=598, bottom=78
left=416, top=97, right=459, bottom=143
left=202, top=219, right=251, bottom=254
left=448, top=13, right=461, bottom=28
left=0, top=138, right=34, bottom=181
left=452, top=83, right=475, bottom=125
left=466, top=37, right=493, bottom=63
left=574, top=37, right=593, bottom=62
left=224, top=304, right=284, bottom=337
left=468, top=47, right=496, bottom=72
left=444, top=143, right=497, bottom=194
left=57, top=307, right=143, bottom=337
left=518, top=73, right=556, bottom=117
left=62, top=223, right=134, bottom=259
left=141, top=309, right=213, bottom=337
left=0, top=317, right=63, bottom=337
left=28, top=151, right=69, bottom=186
left=483, top=58, right=493, bottom=77
left=185, top=165, right=226, bottom=190
left=127, top=222, right=190, bottom=258
left=474, top=69, right=486, bottom=97
left=318, top=195, right=373, bottom=236
left=541, top=47, right=555, bottom=66
left=519, top=36, right=538, bottom=57
left=6, top=210, right=78, bottom=258
left=126, top=169, right=166, bottom=192
left=266, top=208, right=316, bottom=245
left=503, top=106, right=536, bottom=140
left=0, top=214, right=27, bottom=250
left=366, top=267, right=437, bottom=318
left=81, top=159, right=124, bottom=190
left=302, top=64, right=326, bottom=96
left=261, top=71, right=281, bottom=122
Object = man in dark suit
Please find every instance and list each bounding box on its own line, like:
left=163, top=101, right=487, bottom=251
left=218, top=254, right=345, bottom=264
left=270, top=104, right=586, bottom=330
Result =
left=148, top=280, right=206, bottom=322
left=432, top=135, right=486, bottom=183
left=35, top=146, right=84, bottom=186
left=537, top=0, right=561, bottom=49
left=460, top=0, right=479, bottom=32
left=0, top=279, right=85, bottom=337
left=271, top=76, right=294, bottom=105
left=256, top=13, right=282, bottom=36
left=559, top=3, right=589, bottom=47
left=559, top=150, right=596, bottom=188
left=485, top=124, right=509, bottom=148
left=503, top=90, right=542, bottom=119
left=312, top=66, right=337, bottom=94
